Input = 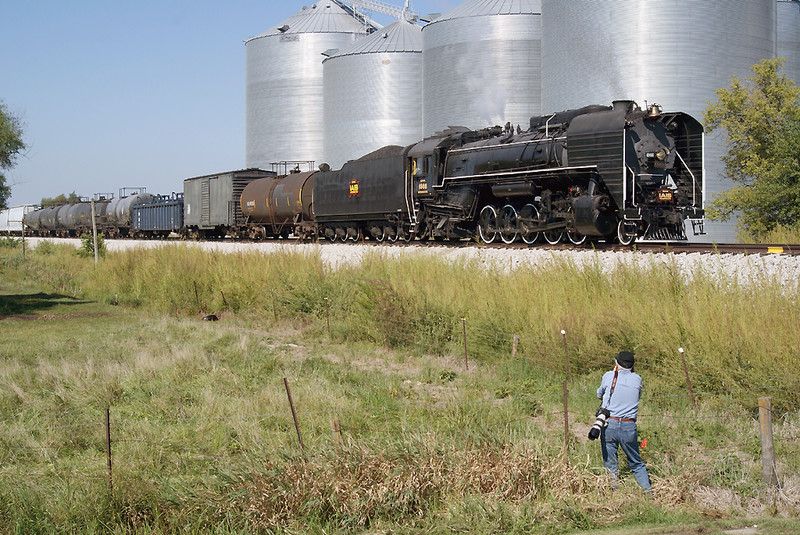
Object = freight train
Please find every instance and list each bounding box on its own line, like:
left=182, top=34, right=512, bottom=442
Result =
left=11, top=101, right=705, bottom=245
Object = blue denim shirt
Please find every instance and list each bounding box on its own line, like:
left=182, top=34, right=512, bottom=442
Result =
left=597, top=368, right=642, bottom=420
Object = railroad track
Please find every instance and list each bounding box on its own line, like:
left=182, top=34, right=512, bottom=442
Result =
left=377, top=239, right=800, bottom=256
left=22, top=236, right=800, bottom=256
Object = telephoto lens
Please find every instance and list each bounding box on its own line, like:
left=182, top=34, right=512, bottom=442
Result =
left=588, top=408, right=610, bottom=440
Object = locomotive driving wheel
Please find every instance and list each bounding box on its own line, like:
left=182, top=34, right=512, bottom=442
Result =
left=543, top=230, right=563, bottom=245
left=499, top=205, right=519, bottom=244
left=477, top=205, right=498, bottom=243
left=617, top=220, right=636, bottom=246
left=518, top=203, right=540, bottom=245
left=567, top=231, right=588, bottom=245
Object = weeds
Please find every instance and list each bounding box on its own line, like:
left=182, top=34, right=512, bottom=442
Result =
left=1, top=244, right=798, bottom=533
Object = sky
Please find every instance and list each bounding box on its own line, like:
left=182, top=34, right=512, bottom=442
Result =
left=1, top=0, right=460, bottom=206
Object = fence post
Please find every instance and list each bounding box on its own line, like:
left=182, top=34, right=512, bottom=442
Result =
left=561, top=330, right=573, bottom=384
left=105, top=407, right=113, bottom=492
left=220, top=290, right=228, bottom=308
left=271, top=291, right=278, bottom=322
left=91, top=198, right=99, bottom=265
left=562, top=380, right=569, bottom=458
left=679, top=348, right=697, bottom=409
left=511, top=335, right=519, bottom=358
left=325, top=298, right=330, bottom=337
left=283, top=378, right=305, bottom=450
left=758, top=396, right=778, bottom=486
left=331, top=418, right=342, bottom=445
left=462, top=318, right=468, bottom=370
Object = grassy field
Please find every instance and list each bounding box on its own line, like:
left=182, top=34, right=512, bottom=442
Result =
left=0, top=238, right=798, bottom=534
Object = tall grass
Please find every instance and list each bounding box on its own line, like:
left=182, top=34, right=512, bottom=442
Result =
left=747, top=224, right=800, bottom=244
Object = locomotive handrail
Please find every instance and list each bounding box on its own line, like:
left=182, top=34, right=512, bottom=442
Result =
left=675, top=151, right=699, bottom=208
left=433, top=164, right=598, bottom=191
left=544, top=113, right=557, bottom=137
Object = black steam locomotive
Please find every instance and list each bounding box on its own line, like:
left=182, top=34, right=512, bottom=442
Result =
left=23, top=101, right=705, bottom=245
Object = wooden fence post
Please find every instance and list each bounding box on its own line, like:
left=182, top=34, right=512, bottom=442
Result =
left=758, top=396, right=778, bottom=486
left=511, top=335, right=519, bottom=358
left=283, top=378, right=305, bottom=450
left=105, top=407, right=113, bottom=492
left=331, top=418, right=342, bottom=445
left=679, top=348, right=697, bottom=409
left=561, top=330, right=573, bottom=383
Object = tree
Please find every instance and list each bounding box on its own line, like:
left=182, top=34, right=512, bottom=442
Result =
left=0, top=101, right=26, bottom=210
left=41, top=192, right=82, bottom=208
left=703, top=58, right=800, bottom=237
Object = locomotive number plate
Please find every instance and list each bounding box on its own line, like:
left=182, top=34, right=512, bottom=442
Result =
left=657, top=189, right=674, bottom=202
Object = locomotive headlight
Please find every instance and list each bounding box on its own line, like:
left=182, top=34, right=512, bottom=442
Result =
left=655, top=148, right=668, bottom=161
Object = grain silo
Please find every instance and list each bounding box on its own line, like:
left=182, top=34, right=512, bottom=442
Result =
left=422, top=0, right=542, bottom=137
left=778, top=0, right=800, bottom=83
left=245, top=1, right=375, bottom=170
left=540, top=0, right=776, bottom=243
left=322, top=18, right=423, bottom=169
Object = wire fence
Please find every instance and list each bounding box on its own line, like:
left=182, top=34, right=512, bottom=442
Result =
left=1, top=293, right=796, bottom=490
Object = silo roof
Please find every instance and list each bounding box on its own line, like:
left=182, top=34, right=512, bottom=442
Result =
left=246, top=0, right=375, bottom=41
left=323, top=19, right=422, bottom=59
left=427, top=0, right=541, bottom=25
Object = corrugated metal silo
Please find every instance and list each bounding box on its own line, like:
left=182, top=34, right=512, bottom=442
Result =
left=778, top=0, right=800, bottom=83
left=422, top=0, right=542, bottom=136
left=322, top=18, right=423, bottom=169
left=245, top=1, right=375, bottom=170
left=540, top=0, right=776, bottom=243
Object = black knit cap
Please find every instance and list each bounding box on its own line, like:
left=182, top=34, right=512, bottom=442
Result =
left=616, top=350, right=635, bottom=369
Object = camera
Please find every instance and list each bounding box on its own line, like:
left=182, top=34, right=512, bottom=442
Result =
left=588, top=408, right=610, bottom=440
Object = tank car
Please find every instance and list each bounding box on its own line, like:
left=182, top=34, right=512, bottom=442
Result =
left=240, top=170, right=315, bottom=240
left=411, top=100, right=704, bottom=244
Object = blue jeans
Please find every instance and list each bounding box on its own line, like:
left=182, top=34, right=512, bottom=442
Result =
left=600, top=419, right=651, bottom=491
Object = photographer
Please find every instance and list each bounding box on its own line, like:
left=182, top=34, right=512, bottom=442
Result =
left=594, top=350, right=651, bottom=491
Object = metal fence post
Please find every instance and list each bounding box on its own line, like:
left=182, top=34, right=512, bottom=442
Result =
left=561, top=330, right=572, bottom=383
left=462, top=318, right=468, bottom=370
left=105, top=407, right=113, bottom=492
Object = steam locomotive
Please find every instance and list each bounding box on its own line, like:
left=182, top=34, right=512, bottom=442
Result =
left=19, top=100, right=705, bottom=245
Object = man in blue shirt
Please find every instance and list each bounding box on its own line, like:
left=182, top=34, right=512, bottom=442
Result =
left=596, top=350, right=651, bottom=491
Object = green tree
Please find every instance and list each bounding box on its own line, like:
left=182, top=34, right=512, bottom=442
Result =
left=703, top=58, right=800, bottom=237
left=0, top=101, right=26, bottom=210
left=41, top=192, right=82, bottom=207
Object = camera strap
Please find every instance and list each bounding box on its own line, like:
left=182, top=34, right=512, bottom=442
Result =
left=602, top=369, right=619, bottom=410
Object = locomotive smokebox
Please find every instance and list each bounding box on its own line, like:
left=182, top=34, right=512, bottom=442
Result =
left=573, top=195, right=616, bottom=236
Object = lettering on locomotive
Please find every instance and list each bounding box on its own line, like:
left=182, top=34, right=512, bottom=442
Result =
left=657, top=189, right=674, bottom=203
left=349, top=179, right=359, bottom=198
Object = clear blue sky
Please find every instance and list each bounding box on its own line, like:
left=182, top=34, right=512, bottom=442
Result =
left=1, top=0, right=459, bottom=206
